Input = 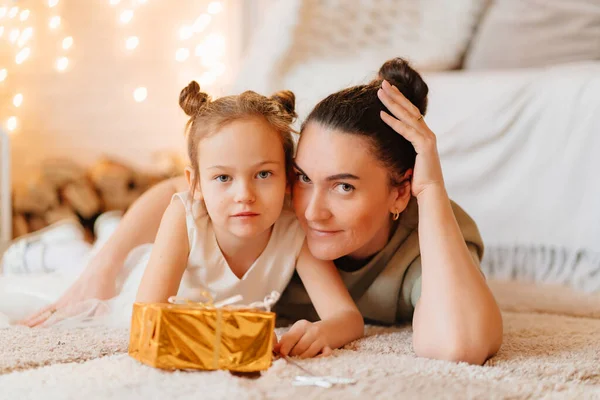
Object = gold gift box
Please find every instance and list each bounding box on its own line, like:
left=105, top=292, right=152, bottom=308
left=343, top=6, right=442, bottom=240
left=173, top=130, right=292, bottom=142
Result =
left=128, top=302, right=275, bottom=372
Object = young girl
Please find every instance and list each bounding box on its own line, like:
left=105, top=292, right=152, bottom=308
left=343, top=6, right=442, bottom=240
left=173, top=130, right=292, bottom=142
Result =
left=133, top=82, right=363, bottom=358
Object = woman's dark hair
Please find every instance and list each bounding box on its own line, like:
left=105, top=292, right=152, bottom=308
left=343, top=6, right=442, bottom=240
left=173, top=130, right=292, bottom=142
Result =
left=301, top=57, right=428, bottom=186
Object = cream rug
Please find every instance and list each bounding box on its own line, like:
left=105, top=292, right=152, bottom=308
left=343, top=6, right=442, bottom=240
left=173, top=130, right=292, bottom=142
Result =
left=1, top=280, right=600, bottom=399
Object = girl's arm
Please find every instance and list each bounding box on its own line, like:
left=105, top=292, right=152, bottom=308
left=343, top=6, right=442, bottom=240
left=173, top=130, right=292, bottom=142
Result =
left=21, top=176, right=188, bottom=326
left=136, top=200, right=190, bottom=303
left=276, top=242, right=364, bottom=358
left=378, top=80, right=503, bottom=365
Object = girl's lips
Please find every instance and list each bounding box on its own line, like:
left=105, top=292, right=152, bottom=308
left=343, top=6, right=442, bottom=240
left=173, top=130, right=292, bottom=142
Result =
left=232, top=212, right=259, bottom=217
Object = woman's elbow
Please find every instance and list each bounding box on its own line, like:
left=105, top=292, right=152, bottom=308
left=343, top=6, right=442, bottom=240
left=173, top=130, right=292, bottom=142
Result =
left=413, top=327, right=503, bottom=365
left=351, top=311, right=365, bottom=339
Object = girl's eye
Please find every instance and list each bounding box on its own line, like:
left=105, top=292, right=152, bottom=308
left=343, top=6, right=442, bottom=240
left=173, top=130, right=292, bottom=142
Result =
left=336, top=183, right=355, bottom=193
left=295, top=172, right=311, bottom=184
left=216, top=175, right=231, bottom=183
left=256, top=171, right=272, bottom=179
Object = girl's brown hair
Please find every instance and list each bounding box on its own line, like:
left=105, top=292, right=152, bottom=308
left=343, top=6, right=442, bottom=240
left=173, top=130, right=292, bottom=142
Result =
left=179, top=81, right=297, bottom=196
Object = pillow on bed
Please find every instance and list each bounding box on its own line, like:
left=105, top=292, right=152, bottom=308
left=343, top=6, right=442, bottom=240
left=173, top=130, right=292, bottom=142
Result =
left=463, top=0, right=600, bottom=69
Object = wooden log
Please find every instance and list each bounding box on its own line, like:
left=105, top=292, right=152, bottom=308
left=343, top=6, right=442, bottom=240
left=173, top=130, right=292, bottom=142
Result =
left=62, top=180, right=101, bottom=219
left=12, top=175, right=59, bottom=215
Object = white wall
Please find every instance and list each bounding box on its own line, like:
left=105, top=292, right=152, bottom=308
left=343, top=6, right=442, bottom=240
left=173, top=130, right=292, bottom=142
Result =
left=1, top=0, right=246, bottom=181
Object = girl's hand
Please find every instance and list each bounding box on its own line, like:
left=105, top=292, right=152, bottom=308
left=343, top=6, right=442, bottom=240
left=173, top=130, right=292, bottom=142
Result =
left=274, top=320, right=333, bottom=359
left=377, top=80, right=446, bottom=199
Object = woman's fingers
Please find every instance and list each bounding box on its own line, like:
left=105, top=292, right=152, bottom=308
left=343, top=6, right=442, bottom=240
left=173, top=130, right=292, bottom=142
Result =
left=377, top=88, right=422, bottom=130
left=381, top=80, right=423, bottom=119
left=18, top=304, right=55, bottom=327
left=380, top=110, right=423, bottom=148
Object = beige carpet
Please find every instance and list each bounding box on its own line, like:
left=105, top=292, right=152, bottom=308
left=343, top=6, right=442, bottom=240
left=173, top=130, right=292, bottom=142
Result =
left=1, top=280, right=600, bottom=399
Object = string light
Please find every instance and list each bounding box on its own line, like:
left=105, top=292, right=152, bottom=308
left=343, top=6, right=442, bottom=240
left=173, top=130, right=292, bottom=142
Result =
left=198, top=71, right=217, bottom=86
left=62, top=36, right=73, bottom=50
left=133, top=87, right=147, bottom=102
left=9, top=28, right=19, bottom=43
left=17, top=27, right=33, bottom=47
left=179, top=25, right=193, bottom=40
left=19, top=9, right=30, bottom=21
left=8, top=6, right=18, bottom=19
left=49, top=16, right=61, bottom=29
left=175, top=48, right=190, bottom=62
left=207, top=2, right=223, bottom=15
left=56, top=56, right=69, bottom=71
left=120, top=10, right=133, bottom=24
left=15, top=47, right=31, bottom=64
left=125, top=36, right=139, bottom=50
left=7, top=117, right=17, bottom=132
left=13, top=94, right=23, bottom=108
left=0, top=0, right=228, bottom=136
left=193, top=14, right=211, bottom=33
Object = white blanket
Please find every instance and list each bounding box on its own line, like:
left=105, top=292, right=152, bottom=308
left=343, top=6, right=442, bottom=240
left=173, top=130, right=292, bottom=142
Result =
left=425, top=62, right=600, bottom=290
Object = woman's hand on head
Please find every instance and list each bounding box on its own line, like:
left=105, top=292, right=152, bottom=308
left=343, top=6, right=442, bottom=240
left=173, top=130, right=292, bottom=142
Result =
left=274, top=319, right=333, bottom=359
left=377, top=80, right=446, bottom=199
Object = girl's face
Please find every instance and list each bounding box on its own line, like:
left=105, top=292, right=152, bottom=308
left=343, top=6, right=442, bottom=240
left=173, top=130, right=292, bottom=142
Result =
left=292, top=122, right=411, bottom=261
left=195, top=117, right=288, bottom=240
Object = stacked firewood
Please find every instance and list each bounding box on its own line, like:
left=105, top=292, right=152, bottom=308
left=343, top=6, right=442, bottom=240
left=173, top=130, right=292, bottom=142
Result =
left=11, top=154, right=186, bottom=239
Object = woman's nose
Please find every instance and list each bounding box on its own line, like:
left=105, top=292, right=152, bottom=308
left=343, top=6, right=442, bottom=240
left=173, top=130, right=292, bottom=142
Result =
left=303, top=190, right=331, bottom=222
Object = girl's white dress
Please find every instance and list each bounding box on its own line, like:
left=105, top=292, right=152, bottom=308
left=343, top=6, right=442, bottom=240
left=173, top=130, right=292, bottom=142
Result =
left=0, top=192, right=306, bottom=328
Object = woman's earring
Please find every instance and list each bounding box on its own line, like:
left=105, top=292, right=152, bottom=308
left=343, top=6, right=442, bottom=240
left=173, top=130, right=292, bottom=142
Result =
left=392, top=210, right=400, bottom=221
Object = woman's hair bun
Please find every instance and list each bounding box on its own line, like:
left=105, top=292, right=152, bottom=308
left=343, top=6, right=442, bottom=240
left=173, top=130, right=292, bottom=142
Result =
left=270, top=90, right=297, bottom=120
left=179, top=81, right=210, bottom=117
left=378, top=57, right=429, bottom=115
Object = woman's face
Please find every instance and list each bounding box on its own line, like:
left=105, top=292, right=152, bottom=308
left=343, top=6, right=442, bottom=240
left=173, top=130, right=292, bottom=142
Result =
left=292, top=122, right=410, bottom=261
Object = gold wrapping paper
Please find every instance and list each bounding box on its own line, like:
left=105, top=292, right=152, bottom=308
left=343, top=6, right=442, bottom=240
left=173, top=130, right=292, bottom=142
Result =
left=128, top=302, right=275, bottom=372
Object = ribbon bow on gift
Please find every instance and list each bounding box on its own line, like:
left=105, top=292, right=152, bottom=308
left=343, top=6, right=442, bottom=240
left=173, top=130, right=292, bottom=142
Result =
left=167, top=290, right=280, bottom=311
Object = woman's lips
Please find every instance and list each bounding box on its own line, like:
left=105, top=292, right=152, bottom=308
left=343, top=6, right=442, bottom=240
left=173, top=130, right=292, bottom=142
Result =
left=308, top=228, right=342, bottom=237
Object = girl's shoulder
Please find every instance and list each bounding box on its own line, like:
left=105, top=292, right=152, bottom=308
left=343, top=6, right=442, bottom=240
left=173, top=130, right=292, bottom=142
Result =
left=171, top=191, right=209, bottom=221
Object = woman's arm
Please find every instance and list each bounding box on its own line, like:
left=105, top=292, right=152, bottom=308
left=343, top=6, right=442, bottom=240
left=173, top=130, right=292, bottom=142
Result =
left=412, top=185, right=502, bottom=364
left=378, top=80, right=503, bottom=365
left=136, top=200, right=189, bottom=303
left=21, top=176, right=188, bottom=327
left=95, top=176, right=189, bottom=283
left=276, top=242, right=364, bottom=358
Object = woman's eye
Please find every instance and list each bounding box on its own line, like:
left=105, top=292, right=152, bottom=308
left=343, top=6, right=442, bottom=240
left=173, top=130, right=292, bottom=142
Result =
left=295, top=173, right=311, bottom=184
left=256, top=171, right=272, bottom=179
left=336, top=183, right=355, bottom=193
left=216, top=175, right=230, bottom=182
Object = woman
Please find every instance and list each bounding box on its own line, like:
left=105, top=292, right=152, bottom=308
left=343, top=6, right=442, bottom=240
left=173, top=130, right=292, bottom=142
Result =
left=23, top=58, right=502, bottom=365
